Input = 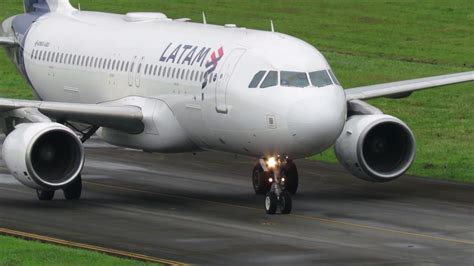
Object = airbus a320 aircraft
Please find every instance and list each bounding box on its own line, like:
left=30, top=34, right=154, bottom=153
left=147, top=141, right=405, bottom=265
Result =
left=0, top=0, right=472, bottom=214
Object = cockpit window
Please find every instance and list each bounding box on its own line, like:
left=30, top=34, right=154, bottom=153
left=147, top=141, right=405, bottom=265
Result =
left=328, top=70, right=341, bottom=86
left=260, top=71, right=278, bottom=88
left=249, top=71, right=266, bottom=88
left=309, top=70, right=333, bottom=88
left=280, top=71, right=309, bottom=88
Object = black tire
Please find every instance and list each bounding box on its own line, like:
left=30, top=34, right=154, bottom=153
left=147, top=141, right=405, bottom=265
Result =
left=63, top=175, right=82, bottom=200
left=252, top=165, right=271, bottom=195
left=280, top=191, right=292, bottom=214
left=265, top=192, right=278, bottom=214
left=282, top=161, right=299, bottom=195
left=37, top=190, right=55, bottom=201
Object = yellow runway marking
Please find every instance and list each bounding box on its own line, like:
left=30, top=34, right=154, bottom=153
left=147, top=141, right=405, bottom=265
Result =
left=0, top=227, right=187, bottom=266
left=86, top=181, right=474, bottom=246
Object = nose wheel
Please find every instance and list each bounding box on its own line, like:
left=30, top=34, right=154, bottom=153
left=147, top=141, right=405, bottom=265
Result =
left=265, top=191, right=292, bottom=214
left=256, top=156, right=297, bottom=215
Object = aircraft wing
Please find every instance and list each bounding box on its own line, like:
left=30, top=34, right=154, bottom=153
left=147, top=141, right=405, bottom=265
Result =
left=0, top=36, right=15, bottom=47
left=345, top=71, right=474, bottom=100
left=0, top=98, right=144, bottom=134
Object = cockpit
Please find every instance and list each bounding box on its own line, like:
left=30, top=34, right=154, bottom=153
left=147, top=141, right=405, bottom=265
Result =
left=249, top=69, right=340, bottom=89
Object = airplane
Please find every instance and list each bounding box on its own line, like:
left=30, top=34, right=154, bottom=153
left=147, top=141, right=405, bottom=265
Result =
left=0, top=0, right=472, bottom=214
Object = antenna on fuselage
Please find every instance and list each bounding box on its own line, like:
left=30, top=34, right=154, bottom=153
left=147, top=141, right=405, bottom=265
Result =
left=202, top=12, right=207, bottom=24
left=270, top=20, right=275, bottom=32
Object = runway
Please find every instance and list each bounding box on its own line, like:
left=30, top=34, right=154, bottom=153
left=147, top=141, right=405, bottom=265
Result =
left=0, top=138, right=473, bottom=265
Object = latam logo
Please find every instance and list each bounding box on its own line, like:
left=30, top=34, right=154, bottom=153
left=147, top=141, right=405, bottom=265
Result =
left=159, top=43, right=224, bottom=75
left=205, top=47, right=224, bottom=75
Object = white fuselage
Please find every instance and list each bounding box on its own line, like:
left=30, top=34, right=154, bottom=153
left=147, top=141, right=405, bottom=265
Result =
left=19, top=11, right=347, bottom=159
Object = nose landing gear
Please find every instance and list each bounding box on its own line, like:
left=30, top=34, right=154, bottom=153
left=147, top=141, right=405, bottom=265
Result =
left=256, top=156, right=296, bottom=214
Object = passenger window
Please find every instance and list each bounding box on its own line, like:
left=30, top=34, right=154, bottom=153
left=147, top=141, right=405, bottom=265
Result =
left=42, top=51, right=47, bottom=61
left=46, top=51, right=51, bottom=62
left=59, top=53, right=64, bottom=63
left=158, top=66, right=162, bottom=76
left=153, top=65, right=157, bottom=75
left=309, top=70, right=333, bottom=88
left=328, top=70, right=341, bottom=86
left=107, top=59, right=111, bottom=70
left=31, top=50, right=35, bottom=59
left=181, top=69, right=185, bottom=80
left=112, top=60, right=116, bottom=70
left=280, top=71, right=309, bottom=88
left=144, top=64, right=148, bottom=75
left=260, top=71, right=278, bottom=88
left=125, top=62, right=129, bottom=72
left=249, top=71, right=266, bottom=88
left=137, top=62, right=142, bottom=73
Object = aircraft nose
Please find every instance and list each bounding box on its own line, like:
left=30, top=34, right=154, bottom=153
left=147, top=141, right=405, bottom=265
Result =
left=287, top=89, right=347, bottom=152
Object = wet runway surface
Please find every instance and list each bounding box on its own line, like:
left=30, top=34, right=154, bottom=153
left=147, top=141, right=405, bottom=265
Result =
left=0, top=138, right=473, bottom=265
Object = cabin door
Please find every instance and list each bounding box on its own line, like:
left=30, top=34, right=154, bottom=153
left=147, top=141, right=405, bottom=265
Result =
left=215, top=48, right=246, bottom=114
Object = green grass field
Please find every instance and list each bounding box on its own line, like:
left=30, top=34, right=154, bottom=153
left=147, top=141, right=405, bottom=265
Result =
left=0, top=235, right=154, bottom=266
left=1, top=0, right=473, bottom=182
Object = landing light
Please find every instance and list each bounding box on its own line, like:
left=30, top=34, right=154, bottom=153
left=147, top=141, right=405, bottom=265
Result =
left=267, top=157, right=277, bottom=169
left=268, top=178, right=273, bottom=183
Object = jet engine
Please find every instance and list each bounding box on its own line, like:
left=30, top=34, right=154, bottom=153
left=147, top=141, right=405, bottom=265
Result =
left=2, top=123, right=84, bottom=189
left=334, top=114, right=416, bottom=182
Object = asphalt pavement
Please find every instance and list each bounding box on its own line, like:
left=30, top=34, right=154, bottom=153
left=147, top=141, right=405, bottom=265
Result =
left=0, top=138, right=472, bottom=265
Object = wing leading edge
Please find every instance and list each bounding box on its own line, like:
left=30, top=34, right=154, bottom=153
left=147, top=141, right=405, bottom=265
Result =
left=0, top=98, right=144, bottom=134
left=345, top=71, right=474, bottom=101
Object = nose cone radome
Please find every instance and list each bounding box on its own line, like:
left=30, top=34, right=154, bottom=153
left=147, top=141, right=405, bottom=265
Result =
left=288, top=87, right=347, bottom=154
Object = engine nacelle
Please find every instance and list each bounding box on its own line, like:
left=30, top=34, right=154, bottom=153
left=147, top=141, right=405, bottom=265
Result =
left=334, top=115, right=416, bottom=182
left=2, top=123, right=84, bottom=189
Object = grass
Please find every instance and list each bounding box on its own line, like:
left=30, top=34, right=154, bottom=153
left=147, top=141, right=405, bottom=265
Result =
left=0, top=235, right=155, bottom=266
left=0, top=0, right=473, bottom=182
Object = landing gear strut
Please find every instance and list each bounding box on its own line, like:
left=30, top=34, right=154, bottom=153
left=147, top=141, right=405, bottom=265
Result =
left=256, top=156, right=296, bottom=215
left=253, top=158, right=299, bottom=196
